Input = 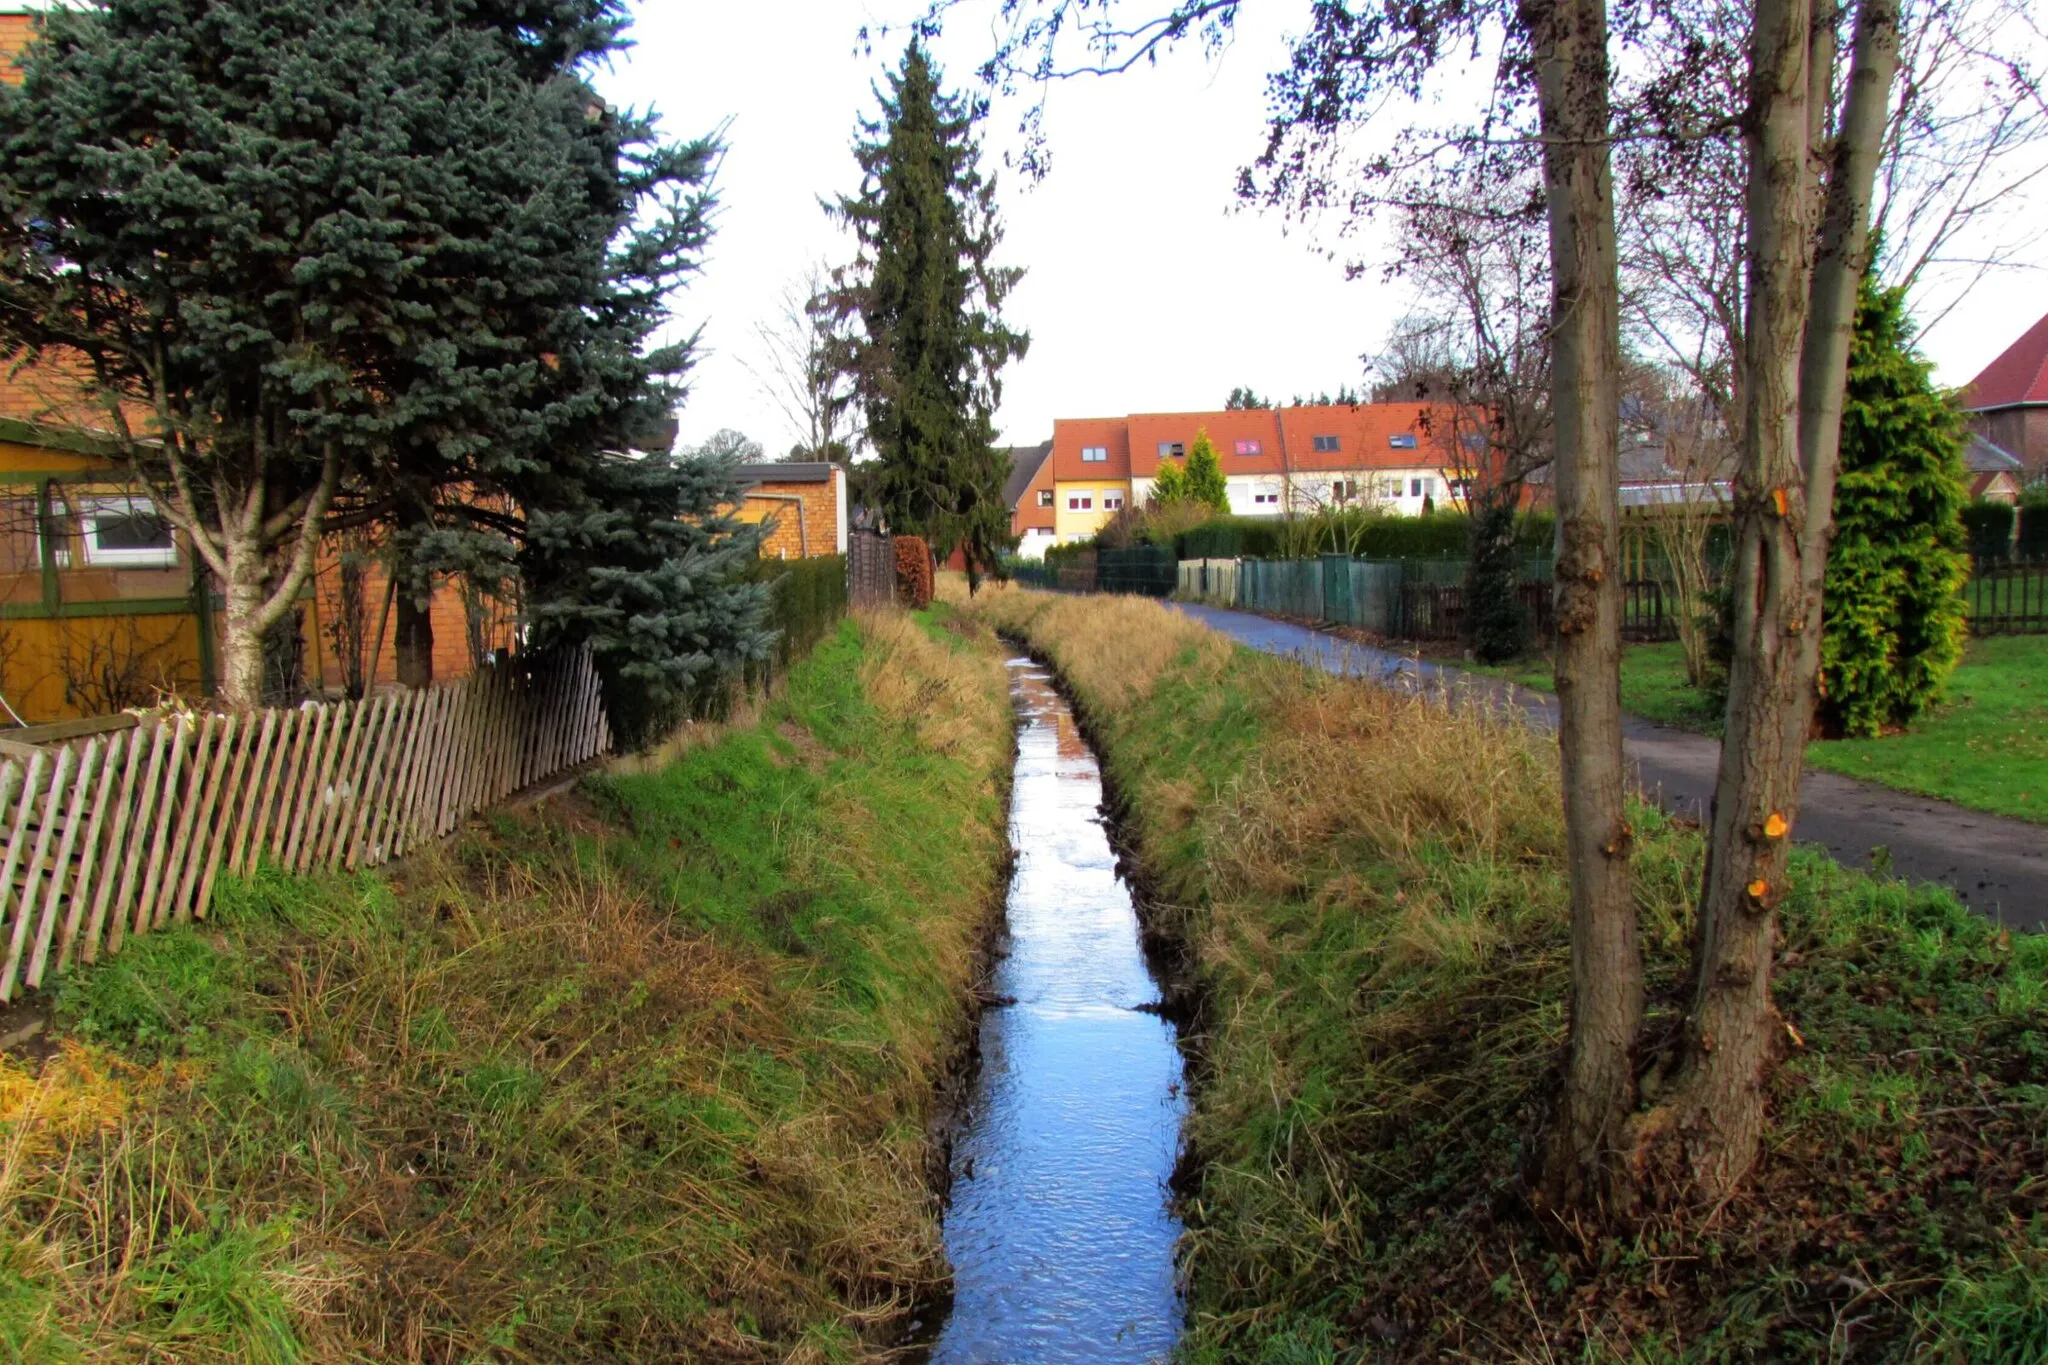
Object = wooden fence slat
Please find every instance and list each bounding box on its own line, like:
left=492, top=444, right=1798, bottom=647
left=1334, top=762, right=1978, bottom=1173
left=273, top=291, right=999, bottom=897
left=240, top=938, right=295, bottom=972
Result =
left=57, top=737, right=121, bottom=971
left=133, top=716, right=192, bottom=937
left=435, top=679, right=475, bottom=836
left=251, top=708, right=308, bottom=871
left=578, top=650, right=604, bottom=763
left=83, top=729, right=148, bottom=964
left=333, top=694, right=392, bottom=866
left=394, top=688, right=441, bottom=853
left=170, top=714, right=240, bottom=923
left=343, top=694, right=403, bottom=871
left=150, top=715, right=215, bottom=929
left=473, top=669, right=505, bottom=807
left=25, top=742, right=98, bottom=989
left=278, top=703, right=335, bottom=871
left=0, top=760, right=33, bottom=964
left=493, top=666, right=521, bottom=800
left=534, top=653, right=568, bottom=781
left=191, top=714, right=258, bottom=922
left=295, top=700, right=357, bottom=873
left=106, top=721, right=172, bottom=957
left=317, top=696, right=380, bottom=871
left=2, top=746, right=71, bottom=1001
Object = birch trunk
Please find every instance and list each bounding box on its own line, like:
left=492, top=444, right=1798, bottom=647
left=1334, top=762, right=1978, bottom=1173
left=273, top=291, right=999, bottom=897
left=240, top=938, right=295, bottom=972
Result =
left=1526, top=0, right=1641, bottom=1215
left=1662, top=0, right=1899, bottom=1203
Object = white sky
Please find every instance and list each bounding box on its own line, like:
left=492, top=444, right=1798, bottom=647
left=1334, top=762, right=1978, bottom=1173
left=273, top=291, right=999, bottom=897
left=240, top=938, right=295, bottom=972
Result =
left=596, top=1, right=2048, bottom=456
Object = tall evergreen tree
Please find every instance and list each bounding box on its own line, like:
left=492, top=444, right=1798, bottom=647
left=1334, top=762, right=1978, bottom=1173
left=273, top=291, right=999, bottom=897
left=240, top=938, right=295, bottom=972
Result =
left=1818, top=280, right=1970, bottom=737
left=0, top=0, right=764, bottom=720
left=824, top=43, right=1027, bottom=588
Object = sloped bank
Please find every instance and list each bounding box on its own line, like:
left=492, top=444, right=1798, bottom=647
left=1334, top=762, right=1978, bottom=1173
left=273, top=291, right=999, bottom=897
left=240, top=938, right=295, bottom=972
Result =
left=954, top=582, right=2048, bottom=1363
left=0, top=611, right=1015, bottom=1362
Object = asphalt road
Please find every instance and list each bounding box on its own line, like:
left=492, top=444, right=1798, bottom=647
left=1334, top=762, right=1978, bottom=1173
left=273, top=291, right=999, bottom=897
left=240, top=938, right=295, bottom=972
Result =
left=1171, top=600, right=2048, bottom=931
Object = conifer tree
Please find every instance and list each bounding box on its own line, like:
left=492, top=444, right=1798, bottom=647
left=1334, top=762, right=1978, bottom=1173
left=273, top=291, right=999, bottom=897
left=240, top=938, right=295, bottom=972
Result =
left=1818, top=280, right=1970, bottom=737
left=1149, top=457, right=1188, bottom=506
left=1183, top=430, right=1230, bottom=511
left=0, top=0, right=764, bottom=722
left=824, top=43, right=1028, bottom=588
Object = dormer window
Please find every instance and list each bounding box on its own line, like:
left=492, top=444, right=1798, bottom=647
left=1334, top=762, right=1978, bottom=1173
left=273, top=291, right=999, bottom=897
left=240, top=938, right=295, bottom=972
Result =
left=1312, top=435, right=1339, bottom=453
left=1157, top=441, right=1185, bottom=459
left=1234, top=439, right=1262, bottom=456
left=1080, top=445, right=1108, bottom=463
left=1388, top=433, right=1418, bottom=450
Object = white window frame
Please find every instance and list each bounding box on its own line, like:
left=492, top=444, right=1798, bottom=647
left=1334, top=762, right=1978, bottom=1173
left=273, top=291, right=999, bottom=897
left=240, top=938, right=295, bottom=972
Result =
left=1157, top=441, right=1185, bottom=459
left=80, top=496, right=178, bottom=569
left=1388, top=433, right=1418, bottom=450
left=1312, top=435, right=1340, bottom=453
left=1103, top=492, right=1125, bottom=511
left=1234, top=439, right=1262, bottom=456
left=1068, top=494, right=1093, bottom=511
left=1038, top=489, right=1055, bottom=507
left=1252, top=492, right=1279, bottom=506
left=1080, top=445, right=1108, bottom=463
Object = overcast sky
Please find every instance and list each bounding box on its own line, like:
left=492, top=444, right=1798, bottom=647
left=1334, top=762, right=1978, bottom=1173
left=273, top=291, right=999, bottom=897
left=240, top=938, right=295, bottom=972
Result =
left=596, top=1, right=2048, bottom=456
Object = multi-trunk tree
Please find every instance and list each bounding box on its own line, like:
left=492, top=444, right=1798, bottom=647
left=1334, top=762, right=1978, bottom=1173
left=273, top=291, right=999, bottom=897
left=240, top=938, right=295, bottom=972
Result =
left=823, top=43, right=1028, bottom=588
left=929, top=0, right=1904, bottom=1212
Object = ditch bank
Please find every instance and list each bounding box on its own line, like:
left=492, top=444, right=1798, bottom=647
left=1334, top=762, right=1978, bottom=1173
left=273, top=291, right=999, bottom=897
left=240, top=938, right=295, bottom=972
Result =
left=0, top=611, right=1019, bottom=1363
left=953, top=582, right=2048, bottom=1363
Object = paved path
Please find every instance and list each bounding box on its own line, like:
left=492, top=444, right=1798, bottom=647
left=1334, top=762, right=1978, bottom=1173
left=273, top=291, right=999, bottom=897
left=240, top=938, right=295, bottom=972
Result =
left=1172, top=601, right=2048, bottom=930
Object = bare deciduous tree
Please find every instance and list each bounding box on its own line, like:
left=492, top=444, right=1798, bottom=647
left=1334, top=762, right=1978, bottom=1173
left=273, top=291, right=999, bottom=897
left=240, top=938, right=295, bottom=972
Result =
left=742, top=265, right=861, bottom=462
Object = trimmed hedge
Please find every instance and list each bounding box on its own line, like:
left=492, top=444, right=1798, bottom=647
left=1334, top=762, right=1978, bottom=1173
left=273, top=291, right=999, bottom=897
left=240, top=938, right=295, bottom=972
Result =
left=1962, top=499, right=2016, bottom=562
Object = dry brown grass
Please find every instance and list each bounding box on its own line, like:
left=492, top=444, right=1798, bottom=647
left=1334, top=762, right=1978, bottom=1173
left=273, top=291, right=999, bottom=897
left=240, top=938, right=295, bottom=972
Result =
left=947, top=581, right=1230, bottom=714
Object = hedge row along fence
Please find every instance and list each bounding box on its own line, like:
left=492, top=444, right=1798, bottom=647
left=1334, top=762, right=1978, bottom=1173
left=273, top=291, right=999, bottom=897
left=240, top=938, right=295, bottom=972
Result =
left=0, top=645, right=610, bottom=1002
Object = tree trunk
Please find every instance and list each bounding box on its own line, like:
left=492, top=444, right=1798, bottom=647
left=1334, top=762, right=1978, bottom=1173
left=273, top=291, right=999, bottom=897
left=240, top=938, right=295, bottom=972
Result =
left=218, top=542, right=269, bottom=710
left=1527, top=0, right=1640, bottom=1216
left=1662, top=0, right=1898, bottom=1204
left=395, top=587, right=434, bottom=689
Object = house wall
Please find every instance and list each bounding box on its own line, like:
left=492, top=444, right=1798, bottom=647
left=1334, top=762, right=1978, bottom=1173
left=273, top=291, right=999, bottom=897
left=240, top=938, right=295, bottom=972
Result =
left=1053, top=480, right=1127, bottom=542
left=1972, top=407, right=2048, bottom=476
left=734, top=470, right=845, bottom=560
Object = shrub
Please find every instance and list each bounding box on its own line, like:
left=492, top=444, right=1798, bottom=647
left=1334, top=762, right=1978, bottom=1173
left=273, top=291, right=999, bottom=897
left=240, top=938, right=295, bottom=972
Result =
left=1182, top=430, right=1230, bottom=511
left=1961, top=499, right=2016, bottom=563
left=1466, top=502, right=1529, bottom=662
left=893, top=535, right=934, bottom=608
left=1819, top=280, right=1970, bottom=738
left=2019, top=483, right=2048, bottom=560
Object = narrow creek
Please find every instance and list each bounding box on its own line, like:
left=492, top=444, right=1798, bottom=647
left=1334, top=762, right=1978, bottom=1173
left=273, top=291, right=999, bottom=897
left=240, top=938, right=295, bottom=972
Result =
left=921, top=656, right=1188, bottom=1363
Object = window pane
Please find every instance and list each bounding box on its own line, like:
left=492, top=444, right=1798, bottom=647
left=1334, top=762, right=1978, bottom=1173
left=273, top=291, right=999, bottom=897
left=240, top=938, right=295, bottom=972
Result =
left=94, top=510, right=172, bottom=552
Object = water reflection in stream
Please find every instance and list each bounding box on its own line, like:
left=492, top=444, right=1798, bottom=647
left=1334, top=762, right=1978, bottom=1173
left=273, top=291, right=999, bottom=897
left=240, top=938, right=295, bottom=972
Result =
left=925, top=658, right=1187, bottom=1364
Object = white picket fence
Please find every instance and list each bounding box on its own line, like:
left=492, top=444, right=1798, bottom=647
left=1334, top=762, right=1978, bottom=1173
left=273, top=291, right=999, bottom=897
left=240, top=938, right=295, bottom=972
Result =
left=0, top=646, right=611, bottom=1001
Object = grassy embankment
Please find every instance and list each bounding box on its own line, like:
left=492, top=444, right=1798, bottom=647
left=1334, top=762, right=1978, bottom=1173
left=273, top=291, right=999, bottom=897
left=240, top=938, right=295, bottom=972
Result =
left=0, top=610, right=1012, bottom=1362
left=956, top=582, right=2048, bottom=1362
left=1468, top=635, right=2048, bottom=824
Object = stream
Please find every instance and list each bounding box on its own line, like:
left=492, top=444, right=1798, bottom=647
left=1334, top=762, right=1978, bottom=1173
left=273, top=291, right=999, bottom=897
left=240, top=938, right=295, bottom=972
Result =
left=920, top=656, right=1188, bottom=1363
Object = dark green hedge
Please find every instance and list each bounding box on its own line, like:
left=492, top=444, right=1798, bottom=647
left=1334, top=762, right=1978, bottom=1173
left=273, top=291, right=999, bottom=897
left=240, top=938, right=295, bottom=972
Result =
left=756, top=553, right=849, bottom=671
left=1963, top=499, right=2017, bottom=562
left=2019, top=487, right=2048, bottom=560
left=1171, top=509, right=1551, bottom=561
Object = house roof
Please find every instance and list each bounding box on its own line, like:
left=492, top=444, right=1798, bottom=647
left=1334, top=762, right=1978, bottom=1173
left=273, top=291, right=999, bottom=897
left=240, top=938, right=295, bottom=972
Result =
left=1965, top=432, right=2023, bottom=474
left=733, top=461, right=836, bottom=486
left=1051, top=417, right=1133, bottom=482
left=1000, top=440, right=1053, bottom=509
left=1964, top=311, right=2048, bottom=411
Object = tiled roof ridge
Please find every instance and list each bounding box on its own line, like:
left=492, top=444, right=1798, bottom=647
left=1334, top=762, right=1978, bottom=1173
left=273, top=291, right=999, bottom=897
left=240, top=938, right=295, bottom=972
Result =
left=1965, top=311, right=2048, bottom=409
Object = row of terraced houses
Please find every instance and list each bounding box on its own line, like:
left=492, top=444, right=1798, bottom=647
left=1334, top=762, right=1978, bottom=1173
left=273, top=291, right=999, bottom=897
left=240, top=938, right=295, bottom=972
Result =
left=1002, top=401, right=1471, bottom=555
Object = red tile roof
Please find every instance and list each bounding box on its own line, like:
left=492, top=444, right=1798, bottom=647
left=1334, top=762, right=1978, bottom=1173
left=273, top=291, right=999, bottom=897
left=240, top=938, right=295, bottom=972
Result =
left=1965, top=311, right=2048, bottom=410
left=1064, top=403, right=1465, bottom=481
left=1051, top=417, right=1132, bottom=481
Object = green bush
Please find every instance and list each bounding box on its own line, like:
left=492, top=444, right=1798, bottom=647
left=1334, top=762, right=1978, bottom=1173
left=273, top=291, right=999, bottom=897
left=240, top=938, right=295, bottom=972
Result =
left=2019, top=484, right=2048, bottom=560
left=1467, top=503, right=1529, bottom=662
left=1820, top=281, right=1971, bottom=738
left=1962, top=499, right=2016, bottom=562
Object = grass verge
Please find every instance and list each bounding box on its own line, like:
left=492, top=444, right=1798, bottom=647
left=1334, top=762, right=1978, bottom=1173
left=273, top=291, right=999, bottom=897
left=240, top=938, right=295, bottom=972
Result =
left=956, top=582, right=2048, bottom=1363
left=1466, top=635, right=2048, bottom=824
left=0, top=610, right=1013, bottom=1362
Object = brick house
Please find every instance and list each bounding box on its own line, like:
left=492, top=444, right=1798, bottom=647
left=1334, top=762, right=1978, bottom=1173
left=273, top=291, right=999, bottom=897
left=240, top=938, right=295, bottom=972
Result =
left=1964, top=310, right=2048, bottom=479
left=1003, top=441, right=1056, bottom=558
left=730, top=462, right=850, bottom=560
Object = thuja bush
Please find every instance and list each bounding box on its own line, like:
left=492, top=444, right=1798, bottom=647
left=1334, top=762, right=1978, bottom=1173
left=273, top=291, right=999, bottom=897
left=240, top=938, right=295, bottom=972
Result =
left=1820, top=281, right=1971, bottom=738
left=1466, top=501, right=1529, bottom=662
left=893, top=534, right=935, bottom=608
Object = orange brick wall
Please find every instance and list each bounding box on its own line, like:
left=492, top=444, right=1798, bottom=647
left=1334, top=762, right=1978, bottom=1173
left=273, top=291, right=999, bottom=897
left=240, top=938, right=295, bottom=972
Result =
left=304, top=552, right=517, bottom=692
left=735, top=476, right=843, bottom=560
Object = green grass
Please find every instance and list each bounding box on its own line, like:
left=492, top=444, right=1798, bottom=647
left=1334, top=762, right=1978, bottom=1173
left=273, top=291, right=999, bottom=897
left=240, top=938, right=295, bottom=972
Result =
left=968, top=586, right=2048, bottom=1363
left=1468, top=635, right=2048, bottom=824
left=0, top=611, right=1015, bottom=1362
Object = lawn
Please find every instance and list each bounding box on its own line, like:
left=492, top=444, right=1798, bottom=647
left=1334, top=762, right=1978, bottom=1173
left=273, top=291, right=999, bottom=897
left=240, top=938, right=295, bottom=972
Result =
left=1471, top=635, right=2048, bottom=824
